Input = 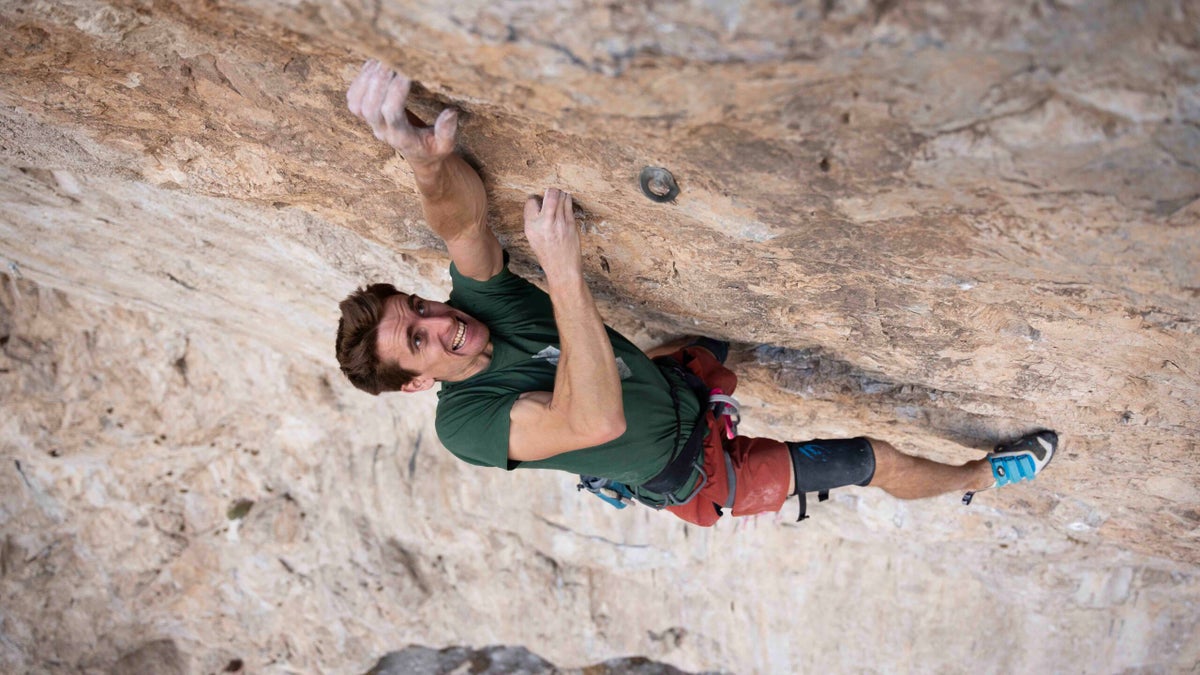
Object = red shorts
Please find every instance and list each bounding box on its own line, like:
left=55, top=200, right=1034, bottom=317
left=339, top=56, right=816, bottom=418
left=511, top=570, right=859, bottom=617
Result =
left=664, top=346, right=793, bottom=527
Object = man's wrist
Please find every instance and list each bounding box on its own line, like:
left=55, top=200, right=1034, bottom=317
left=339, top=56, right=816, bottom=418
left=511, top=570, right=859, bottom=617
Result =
left=408, top=154, right=448, bottom=175
left=542, top=263, right=587, bottom=293
left=411, top=156, right=455, bottom=198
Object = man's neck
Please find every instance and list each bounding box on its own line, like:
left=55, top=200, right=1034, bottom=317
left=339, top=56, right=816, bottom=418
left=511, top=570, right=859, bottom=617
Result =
left=441, top=340, right=494, bottom=384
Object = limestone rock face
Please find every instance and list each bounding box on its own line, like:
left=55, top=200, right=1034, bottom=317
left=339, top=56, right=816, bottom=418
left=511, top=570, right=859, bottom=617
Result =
left=1, top=0, right=1198, bottom=673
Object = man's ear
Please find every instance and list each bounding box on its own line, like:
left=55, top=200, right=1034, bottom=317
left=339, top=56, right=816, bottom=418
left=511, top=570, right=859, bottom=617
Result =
left=400, top=376, right=435, bottom=393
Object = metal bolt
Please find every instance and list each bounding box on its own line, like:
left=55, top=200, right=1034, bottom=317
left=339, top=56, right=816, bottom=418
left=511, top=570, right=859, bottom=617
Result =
left=639, top=166, right=679, bottom=203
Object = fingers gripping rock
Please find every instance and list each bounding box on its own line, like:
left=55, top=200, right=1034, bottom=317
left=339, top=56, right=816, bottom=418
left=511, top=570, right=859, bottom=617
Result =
left=434, top=108, right=458, bottom=147
left=380, top=75, right=412, bottom=130
left=524, top=189, right=583, bottom=278
left=346, top=60, right=459, bottom=164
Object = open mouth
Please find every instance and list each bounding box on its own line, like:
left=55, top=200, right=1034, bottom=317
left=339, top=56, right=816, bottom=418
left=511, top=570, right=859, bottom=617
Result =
left=451, top=318, right=466, bottom=351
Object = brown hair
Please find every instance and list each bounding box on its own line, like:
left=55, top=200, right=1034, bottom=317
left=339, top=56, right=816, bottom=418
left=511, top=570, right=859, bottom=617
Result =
left=335, top=283, right=419, bottom=395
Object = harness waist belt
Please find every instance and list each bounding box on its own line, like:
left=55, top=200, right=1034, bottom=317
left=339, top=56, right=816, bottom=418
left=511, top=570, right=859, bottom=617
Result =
left=638, top=411, right=707, bottom=495
left=635, top=356, right=715, bottom=501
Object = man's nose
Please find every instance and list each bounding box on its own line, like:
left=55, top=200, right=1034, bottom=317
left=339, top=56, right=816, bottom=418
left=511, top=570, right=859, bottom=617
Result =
left=419, top=313, right=456, bottom=334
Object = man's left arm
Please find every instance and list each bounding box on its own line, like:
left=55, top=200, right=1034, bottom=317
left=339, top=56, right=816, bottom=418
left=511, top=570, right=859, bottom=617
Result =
left=506, top=189, right=626, bottom=462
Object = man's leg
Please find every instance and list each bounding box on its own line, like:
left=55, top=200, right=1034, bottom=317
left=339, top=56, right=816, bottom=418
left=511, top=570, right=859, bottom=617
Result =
left=785, top=437, right=991, bottom=500
left=864, top=438, right=992, bottom=499
left=670, top=433, right=1049, bottom=525
left=786, top=433, right=1057, bottom=505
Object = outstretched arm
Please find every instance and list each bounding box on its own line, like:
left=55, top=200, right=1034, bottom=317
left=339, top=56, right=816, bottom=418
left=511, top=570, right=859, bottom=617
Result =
left=507, top=189, right=626, bottom=462
left=346, top=60, right=502, bottom=281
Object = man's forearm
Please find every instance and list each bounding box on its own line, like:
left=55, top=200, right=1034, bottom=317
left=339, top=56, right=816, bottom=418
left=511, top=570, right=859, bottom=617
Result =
left=410, top=154, right=488, bottom=242
left=545, top=271, right=626, bottom=442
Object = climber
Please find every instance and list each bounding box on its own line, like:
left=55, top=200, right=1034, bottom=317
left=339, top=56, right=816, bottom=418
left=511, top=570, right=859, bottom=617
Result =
left=334, top=61, right=1057, bottom=526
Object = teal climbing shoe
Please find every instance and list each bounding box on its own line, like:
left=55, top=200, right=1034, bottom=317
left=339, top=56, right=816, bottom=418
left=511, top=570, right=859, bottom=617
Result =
left=962, top=430, right=1058, bottom=505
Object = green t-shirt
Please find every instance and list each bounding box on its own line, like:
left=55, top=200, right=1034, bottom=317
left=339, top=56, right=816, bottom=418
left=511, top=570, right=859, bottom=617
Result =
left=434, top=256, right=700, bottom=485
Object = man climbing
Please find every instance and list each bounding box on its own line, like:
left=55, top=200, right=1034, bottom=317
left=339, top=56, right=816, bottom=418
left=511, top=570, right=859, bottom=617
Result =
left=335, top=61, right=1057, bottom=526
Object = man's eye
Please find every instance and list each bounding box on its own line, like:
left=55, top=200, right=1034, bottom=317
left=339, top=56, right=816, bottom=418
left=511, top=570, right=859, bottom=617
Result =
left=414, top=334, right=422, bottom=349
left=416, top=300, right=426, bottom=315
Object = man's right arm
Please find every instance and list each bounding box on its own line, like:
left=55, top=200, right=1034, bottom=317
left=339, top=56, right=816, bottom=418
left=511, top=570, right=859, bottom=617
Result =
left=346, top=60, right=502, bottom=281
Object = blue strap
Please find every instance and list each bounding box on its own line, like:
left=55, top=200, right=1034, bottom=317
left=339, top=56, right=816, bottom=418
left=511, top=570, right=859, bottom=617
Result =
left=578, top=476, right=634, bottom=509
left=989, top=454, right=1036, bottom=486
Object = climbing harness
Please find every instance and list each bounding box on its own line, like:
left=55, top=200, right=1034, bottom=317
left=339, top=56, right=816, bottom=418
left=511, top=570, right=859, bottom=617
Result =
left=578, top=354, right=742, bottom=510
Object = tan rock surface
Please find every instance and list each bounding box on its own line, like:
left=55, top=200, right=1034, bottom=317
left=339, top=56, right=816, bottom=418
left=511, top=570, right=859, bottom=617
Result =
left=1, top=0, right=1198, bottom=672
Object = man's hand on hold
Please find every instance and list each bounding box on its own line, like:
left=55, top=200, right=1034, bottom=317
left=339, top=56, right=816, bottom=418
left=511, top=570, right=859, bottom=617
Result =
left=346, top=59, right=500, bottom=280
left=508, top=186, right=625, bottom=461
left=346, top=59, right=458, bottom=167
left=523, top=188, right=582, bottom=281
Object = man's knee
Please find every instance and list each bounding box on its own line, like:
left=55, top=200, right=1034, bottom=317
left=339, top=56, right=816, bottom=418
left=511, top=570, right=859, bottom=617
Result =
left=787, top=437, right=876, bottom=494
left=863, top=437, right=902, bottom=487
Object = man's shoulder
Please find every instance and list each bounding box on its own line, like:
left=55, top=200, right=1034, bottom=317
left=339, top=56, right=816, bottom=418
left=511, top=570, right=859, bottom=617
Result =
left=448, top=250, right=528, bottom=295
left=434, top=379, right=519, bottom=470
left=449, top=256, right=553, bottom=329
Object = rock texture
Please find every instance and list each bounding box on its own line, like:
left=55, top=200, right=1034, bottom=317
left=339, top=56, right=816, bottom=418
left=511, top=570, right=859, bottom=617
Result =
left=367, top=645, right=703, bottom=675
left=1, top=0, right=1198, bottom=673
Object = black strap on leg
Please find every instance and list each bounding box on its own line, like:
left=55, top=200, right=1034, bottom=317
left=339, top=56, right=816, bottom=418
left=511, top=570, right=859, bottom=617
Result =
left=794, top=490, right=829, bottom=522
left=792, top=443, right=807, bottom=521
left=788, top=438, right=873, bottom=522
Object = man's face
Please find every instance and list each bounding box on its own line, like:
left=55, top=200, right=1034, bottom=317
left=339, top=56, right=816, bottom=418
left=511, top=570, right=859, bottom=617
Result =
left=376, top=293, right=492, bottom=391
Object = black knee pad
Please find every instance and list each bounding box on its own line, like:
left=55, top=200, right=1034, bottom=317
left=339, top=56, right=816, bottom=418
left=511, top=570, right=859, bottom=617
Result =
left=788, top=437, right=876, bottom=495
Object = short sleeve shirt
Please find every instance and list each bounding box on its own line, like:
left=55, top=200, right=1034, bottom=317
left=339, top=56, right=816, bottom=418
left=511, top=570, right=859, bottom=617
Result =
left=434, top=255, right=701, bottom=485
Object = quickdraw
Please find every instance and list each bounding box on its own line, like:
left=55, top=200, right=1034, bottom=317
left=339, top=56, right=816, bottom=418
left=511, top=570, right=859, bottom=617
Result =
left=577, top=475, right=635, bottom=509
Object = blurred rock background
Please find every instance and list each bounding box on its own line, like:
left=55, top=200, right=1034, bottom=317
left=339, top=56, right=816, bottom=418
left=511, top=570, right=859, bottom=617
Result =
left=0, top=0, right=1197, bottom=672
